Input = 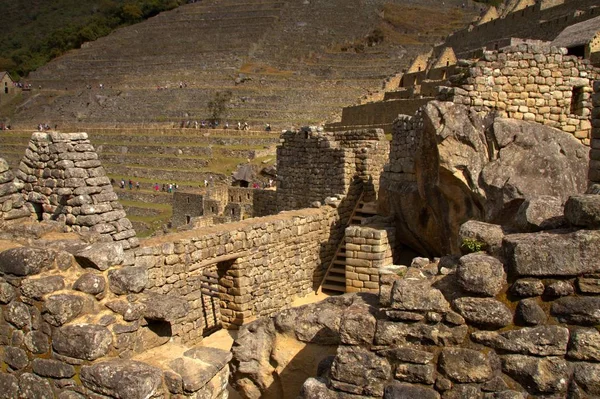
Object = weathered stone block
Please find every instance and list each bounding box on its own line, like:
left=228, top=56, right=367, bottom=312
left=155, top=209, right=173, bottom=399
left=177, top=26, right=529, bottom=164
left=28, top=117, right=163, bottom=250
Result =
left=457, top=253, right=506, bottom=296
left=20, top=275, right=65, bottom=300
left=80, top=360, right=163, bottom=399
left=453, top=297, right=512, bottom=329
left=504, top=230, right=600, bottom=277
left=472, top=325, right=568, bottom=356
left=108, top=266, right=148, bottom=295
left=0, top=247, right=55, bottom=276
left=439, top=348, right=493, bottom=383
left=52, top=324, right=112, bottom=360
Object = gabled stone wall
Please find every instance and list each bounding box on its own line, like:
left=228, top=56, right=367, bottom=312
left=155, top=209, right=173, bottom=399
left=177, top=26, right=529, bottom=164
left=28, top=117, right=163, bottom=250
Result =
left=14, top=132, right=138, bottom=248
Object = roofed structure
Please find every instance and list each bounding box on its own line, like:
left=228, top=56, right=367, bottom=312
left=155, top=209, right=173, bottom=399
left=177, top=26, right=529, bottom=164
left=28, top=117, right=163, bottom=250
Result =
left=552, top=15, right=600, bottom=62
left=406, top=52, right=432, bottom=74
left=477, top=6, right=499, bottom=25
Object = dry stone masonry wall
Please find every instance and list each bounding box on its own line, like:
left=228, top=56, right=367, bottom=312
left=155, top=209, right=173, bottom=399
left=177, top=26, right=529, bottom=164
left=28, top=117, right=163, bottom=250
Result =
left=136, top=205, right=345, bottom=338
left=448, top=43, right=600, bottom=145
left=14, top=132, right=138, bottom=248
left=0, top=158, right=31, bottom=222
left=591, top=80, right=600, bottom=183
left=232, top=194, right=600, bottom=399
left=276, top=127, right=389, bottom=211
left=344, top=225, right=395, bottom=293
left=0, top=234, right=230, bottom=398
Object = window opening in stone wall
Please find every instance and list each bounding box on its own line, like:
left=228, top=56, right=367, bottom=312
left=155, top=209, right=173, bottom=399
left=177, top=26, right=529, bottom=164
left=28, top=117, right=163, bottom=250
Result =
left=211, top=206, right=216, bottom=213
left=186, top=215, right=191, bottom=224
left=31, top=202, right=43, bottom=221
left=230, top=195, right=234, bottom=202
left=238, top=196, right=242, bottom=202
left=215, top=259, right=237, bottom=328
left=187, top=197, right=190, bottom=204
left=567, top=45, right=585, bottom=58
left=570, top=86, right=585, bottom=116
left=247, top=193, right=250, bottom=200
left=231, top=208, right=235, bottom=216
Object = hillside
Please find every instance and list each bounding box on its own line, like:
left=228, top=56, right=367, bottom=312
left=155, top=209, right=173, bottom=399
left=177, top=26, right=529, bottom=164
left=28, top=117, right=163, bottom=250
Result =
left=0, top=0, right=187, bottom=77
left=5, top=0, right=482, bottom=129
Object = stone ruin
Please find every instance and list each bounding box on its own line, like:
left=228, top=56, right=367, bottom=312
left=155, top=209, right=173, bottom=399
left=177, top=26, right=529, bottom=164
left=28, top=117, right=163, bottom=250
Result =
left=14, top=132, right=138, bottom=249
left=231, top=194, right=600, bottom=398
left=0, top=78, right=597, bottom=397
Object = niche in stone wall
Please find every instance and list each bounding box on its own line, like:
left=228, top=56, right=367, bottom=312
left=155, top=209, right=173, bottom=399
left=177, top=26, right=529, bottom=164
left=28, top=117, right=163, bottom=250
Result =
left=30, top=202, right=43, bottom=221
left=140, top=319, right=172, bottom=350
left=570, top=86, right=586, bottom=116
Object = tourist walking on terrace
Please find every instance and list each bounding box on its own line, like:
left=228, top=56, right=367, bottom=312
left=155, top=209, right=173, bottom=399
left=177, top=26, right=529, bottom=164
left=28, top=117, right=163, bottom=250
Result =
left=120, top=179, right=125, bottom=189
left=136, top=181, right=140, bottom=190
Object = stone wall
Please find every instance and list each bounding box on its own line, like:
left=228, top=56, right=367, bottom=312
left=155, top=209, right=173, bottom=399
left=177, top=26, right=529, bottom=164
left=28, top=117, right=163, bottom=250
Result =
left=444, top=0, right=599, bottom=56
left=0, top=235, right=230, bottom=398
left=330, top=98, right=431, bottom=133
left=276, top=127, right=389, bottom=211
left=230, top=194, right=600, bottom=399
left=172, top=191, right=205, bottom=227
left=135, top=205, right=344, bottom=338
left=0, top=158, right=31, bottom=222
left=344, top=224, right=395, bottom=293
left=173, top=186, right=280, bottom=228
left=591, top=80, right=600, bottom=183
left=14, top=132, right=138, bottom=248
left=449, top=43, right=600, bottom=145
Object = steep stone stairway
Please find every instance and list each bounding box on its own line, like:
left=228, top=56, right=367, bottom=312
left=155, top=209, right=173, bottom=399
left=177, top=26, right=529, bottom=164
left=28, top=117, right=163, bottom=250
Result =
left=319, top=196, right=378, bottom=294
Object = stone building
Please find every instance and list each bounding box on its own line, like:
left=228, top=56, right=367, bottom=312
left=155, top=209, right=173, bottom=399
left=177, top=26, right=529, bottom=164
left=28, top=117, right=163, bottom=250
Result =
left=0, top=71, right=14, bottom=96
left=14, top=132, right=138, bottom=248
left=552, top=15, right=600, bottom=65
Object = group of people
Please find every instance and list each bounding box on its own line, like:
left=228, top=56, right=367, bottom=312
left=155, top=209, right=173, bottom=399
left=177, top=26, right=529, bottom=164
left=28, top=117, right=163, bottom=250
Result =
left=153, top=182, right=178, bottom=193
left=0, top=123, right=11, bottom=131
left=176, top=121, right=275, bottom=131
left=119, top=179, right=140, bottom=190
left=37, top=123, right=55, bottom=131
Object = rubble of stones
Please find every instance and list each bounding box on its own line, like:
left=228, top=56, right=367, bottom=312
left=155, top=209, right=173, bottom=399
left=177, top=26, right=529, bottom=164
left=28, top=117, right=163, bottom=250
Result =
left=0, top=221, right=230, bottom=398
left=232, top=193, right=600, bottom=399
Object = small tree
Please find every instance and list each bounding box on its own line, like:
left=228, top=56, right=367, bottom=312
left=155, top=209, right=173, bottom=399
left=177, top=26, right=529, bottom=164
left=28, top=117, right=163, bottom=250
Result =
left=207, top=91, right=232, bottom=123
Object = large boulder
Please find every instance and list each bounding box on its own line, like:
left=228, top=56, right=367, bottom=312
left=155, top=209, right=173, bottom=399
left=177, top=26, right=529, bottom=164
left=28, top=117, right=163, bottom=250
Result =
left=80, top=360, right=163, bottom=399
left=379, top=101, right=588, bottom=256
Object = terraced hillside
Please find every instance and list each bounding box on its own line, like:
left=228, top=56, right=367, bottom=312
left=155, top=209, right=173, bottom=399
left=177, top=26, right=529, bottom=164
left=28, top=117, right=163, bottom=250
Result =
left=0, top=127, right=279, bottom=235
left=8, top=0, right=482, bottom=129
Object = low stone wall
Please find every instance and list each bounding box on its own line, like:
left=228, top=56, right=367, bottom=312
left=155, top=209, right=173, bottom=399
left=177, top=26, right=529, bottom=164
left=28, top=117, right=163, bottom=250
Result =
left=591, top=80, right=600, bottom=183
left=135, top=205, right=343, bottom=338
left=0, top=234, right=230, bottom=398
left=336, top=98, right=431, bottom=131
left=344, top=224, right=395, bottom=293
left=284, top=195, right=600, bottom=399
left=449, top=43, right=600, bottom=145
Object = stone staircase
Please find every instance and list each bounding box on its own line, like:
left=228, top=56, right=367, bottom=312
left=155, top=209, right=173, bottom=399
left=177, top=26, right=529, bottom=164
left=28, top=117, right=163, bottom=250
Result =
left=319, top=196, right=378, bottom=294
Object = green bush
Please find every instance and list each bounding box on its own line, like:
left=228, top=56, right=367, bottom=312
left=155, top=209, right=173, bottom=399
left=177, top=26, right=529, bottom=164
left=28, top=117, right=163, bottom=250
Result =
left=460, top=238, right=486, bottom=253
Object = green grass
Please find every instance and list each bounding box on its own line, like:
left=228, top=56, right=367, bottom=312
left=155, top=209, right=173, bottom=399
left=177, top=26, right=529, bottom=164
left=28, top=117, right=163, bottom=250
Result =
left=120, top=199, right=173, bottom=238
